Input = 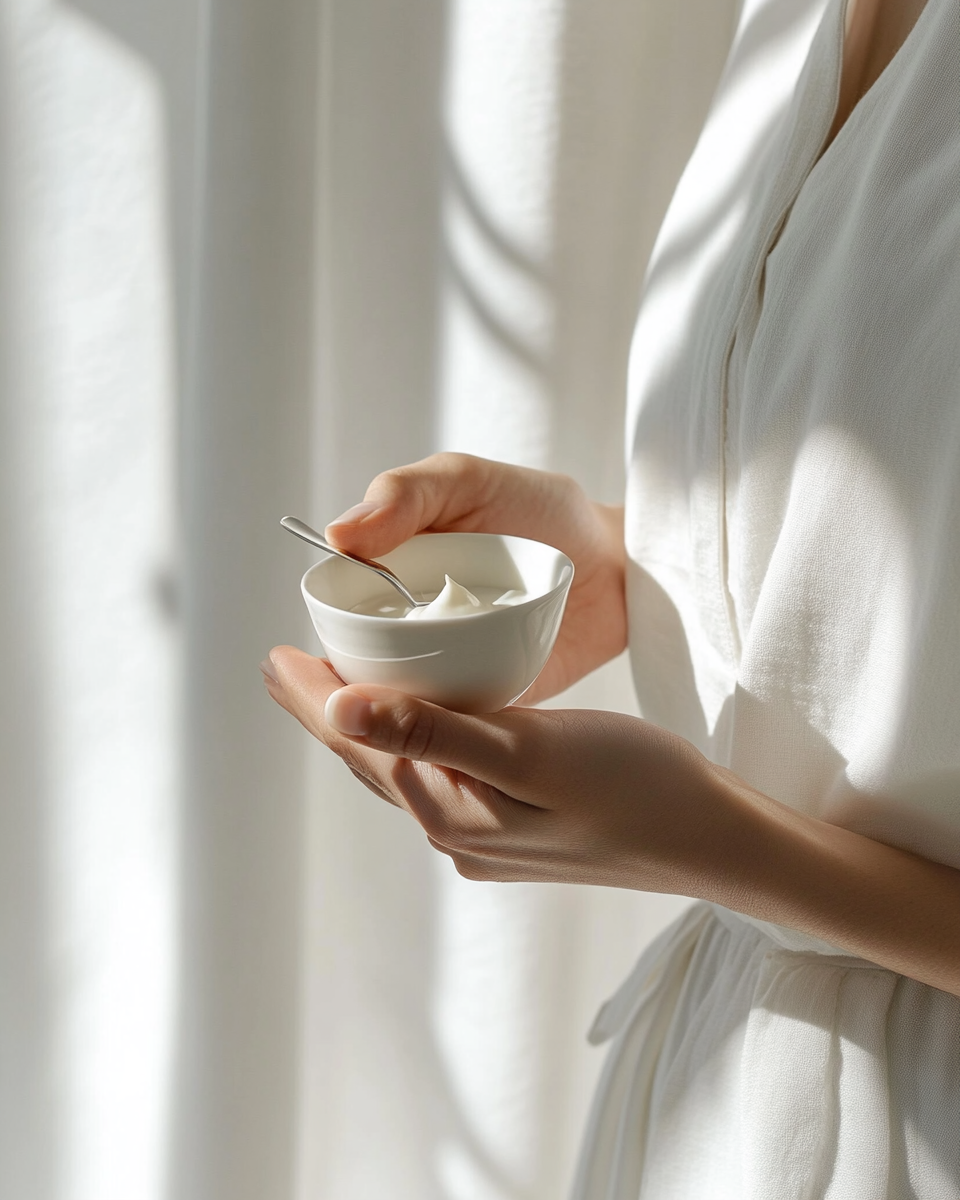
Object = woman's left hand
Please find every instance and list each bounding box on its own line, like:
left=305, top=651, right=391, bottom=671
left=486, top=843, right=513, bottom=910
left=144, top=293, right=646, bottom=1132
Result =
left=262, top=646, right=960, bottom=998
left=261, top=646, right=737, bottom=894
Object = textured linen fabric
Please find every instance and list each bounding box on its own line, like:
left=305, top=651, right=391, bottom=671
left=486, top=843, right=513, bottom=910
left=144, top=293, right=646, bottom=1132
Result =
left=574, top=904, right=960, bottom=1199
left=573, top=0, right=960, bottom=1195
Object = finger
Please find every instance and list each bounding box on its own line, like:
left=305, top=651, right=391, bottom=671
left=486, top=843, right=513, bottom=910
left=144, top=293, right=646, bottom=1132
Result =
left=267, top=647, right=523, bottom=786
left=390, top=757, right=534, bottom=843
left=321, top=680, right=556, bottom=804
left=267, top=648, right=556, bottom=851
left=266, top=646, right=419, bottom=805
left=424, top=836, right=553, bottom=883
left=263, top=647, right=344, bottom=738
left=265, top=646, right=390, bottom=769
left=323, top=452, right=584, bottom=561
left=323, top=452, right=495, bottom=557
left=348, top=765, right=401, bottom=807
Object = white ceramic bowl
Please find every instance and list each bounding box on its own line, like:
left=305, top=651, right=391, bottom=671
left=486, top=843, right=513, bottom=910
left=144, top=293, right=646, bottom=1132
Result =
left=301, top=532, right=573, bottom=713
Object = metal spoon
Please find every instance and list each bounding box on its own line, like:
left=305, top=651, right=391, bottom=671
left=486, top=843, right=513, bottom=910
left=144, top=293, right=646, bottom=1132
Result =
left=280, top=515, right=427, bottom=608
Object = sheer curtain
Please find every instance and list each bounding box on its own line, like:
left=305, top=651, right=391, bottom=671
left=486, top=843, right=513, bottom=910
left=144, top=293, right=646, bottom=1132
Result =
left=0, top=1, right=734, bottom=1197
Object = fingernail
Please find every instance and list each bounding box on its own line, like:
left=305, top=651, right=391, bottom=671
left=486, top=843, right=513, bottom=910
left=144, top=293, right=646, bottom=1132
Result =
left=325, top=689, right=372, bottom=736
left=259, top=657, right=279, bottom=683
left=326, top=501, right=379, bottom=530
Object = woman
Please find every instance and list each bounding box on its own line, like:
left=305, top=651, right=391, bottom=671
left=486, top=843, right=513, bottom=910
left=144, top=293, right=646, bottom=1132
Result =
left=262, top=0, right=960, bottom=1193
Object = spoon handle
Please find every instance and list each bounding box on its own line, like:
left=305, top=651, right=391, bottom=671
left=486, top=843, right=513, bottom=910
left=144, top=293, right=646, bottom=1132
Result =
left=280, top=516, right=422, bottom=607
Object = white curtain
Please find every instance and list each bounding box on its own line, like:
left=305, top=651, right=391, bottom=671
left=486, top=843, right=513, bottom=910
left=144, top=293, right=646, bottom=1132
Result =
left=0, top=1, right=735, bottom=1197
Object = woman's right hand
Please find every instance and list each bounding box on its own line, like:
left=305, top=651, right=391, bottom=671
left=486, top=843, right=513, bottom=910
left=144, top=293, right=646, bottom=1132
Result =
left=323, top=453, right=627, bottom=703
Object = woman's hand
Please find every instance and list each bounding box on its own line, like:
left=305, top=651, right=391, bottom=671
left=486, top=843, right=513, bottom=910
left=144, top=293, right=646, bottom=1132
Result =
left=263, top=649, right=960, bottom=998
left=321, top=453, right=626, bottom=702
left=263, top=647, right=738, bottom=894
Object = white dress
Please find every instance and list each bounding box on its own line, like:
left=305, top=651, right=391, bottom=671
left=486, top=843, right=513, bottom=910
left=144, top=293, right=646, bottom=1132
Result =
left=573, top=0, right=960, bottom=1196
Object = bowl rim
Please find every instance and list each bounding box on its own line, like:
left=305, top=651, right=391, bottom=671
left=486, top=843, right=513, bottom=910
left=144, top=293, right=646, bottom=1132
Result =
left=300, top=531, right=574, bottom=626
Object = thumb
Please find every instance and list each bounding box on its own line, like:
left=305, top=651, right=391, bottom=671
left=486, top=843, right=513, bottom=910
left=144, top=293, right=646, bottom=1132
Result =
left=324, top=684, right=545, bottom=798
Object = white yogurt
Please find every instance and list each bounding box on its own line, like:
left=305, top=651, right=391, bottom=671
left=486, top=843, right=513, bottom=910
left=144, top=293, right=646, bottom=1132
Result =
left=405, top=575, right=487, bottom=619
left=349, top=575, right=526, bottom=619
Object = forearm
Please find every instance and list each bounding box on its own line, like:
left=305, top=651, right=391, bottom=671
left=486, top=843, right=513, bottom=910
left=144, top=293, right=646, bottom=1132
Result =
left=703, top=766, right=960, bottom=997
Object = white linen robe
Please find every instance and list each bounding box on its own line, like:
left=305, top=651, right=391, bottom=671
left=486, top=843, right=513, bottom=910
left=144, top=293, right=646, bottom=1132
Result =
left=573, top=0, right=960, bottom=1195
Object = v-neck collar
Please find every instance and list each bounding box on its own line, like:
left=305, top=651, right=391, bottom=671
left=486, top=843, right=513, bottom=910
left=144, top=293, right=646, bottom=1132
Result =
left=813, top=0, right=939, bottom=171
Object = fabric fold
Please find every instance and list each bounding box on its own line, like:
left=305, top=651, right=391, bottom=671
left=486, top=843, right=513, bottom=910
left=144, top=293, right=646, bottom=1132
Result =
left=571, top=903, right=959, bottom=1200
left=571, top=904, right=713, bottom=1200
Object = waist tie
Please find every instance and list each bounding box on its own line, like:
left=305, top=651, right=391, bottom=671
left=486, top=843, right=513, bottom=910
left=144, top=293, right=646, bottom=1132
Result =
left=571, top=903, right=897, bottom=1200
